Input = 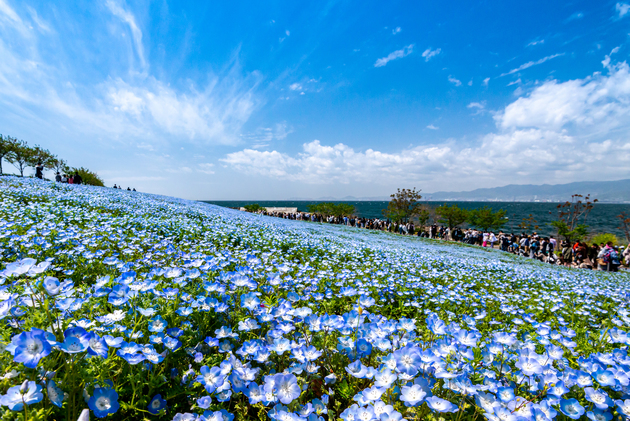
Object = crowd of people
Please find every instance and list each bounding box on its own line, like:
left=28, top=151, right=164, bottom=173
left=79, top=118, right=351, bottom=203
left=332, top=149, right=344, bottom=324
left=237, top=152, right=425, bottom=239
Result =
left=53, top=171, right=83, bottom=185
left=250, top=209, right=628, bottom=272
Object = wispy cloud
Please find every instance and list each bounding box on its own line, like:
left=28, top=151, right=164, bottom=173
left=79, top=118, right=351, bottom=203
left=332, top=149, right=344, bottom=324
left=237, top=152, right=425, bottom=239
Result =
left=527, top=39, right=544, bottom=47
left=616, top=2, right=630, bottom=18
left=421, top=47, right=441, bottom=62
left=392, top=26, right=401, bottom=35
left=500, top=53, right=564, bottom=76
left=565, top=12, right=584, bottom=22
left=426, top=124, right=439, bottom=130
left=105, top=0, right=146, bottom=69
left=374, top=44, right=414, bottom=67
left=448, top=75, right=461, bottom=86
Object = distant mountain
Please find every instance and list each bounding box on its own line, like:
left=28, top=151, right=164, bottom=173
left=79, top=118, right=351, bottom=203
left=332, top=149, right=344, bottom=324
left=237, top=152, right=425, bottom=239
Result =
left=424, top=179, right=630, bottom=203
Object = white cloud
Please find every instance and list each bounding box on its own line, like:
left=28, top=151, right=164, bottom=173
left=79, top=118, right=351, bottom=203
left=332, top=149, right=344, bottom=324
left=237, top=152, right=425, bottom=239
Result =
left=527, top=39, right=544, bottom=47
left=448, top=75, right=461, bottom=86
left=105, top=0, right=146, bottom=69
left=427, top=124, right=439, bottom=130
left=421, top=47, right=441, bottom=62
left=482, top=77, right=490, bottom=87
left=616, top=2, right=630, bottom=18
left=392, top=26, right=401, bottom=35
left=289, top=83, right=302, bottom=91
left=223, top=62, right=630, bottom=187
left=285, top=30, right=290, bottom=36
left=500, top=53, right=564, bottom=76
left=198, top=163, right=215, bottom=174
left=602, top=46, right=621, bottom=68
left=374, top=44, right=414, bottom=67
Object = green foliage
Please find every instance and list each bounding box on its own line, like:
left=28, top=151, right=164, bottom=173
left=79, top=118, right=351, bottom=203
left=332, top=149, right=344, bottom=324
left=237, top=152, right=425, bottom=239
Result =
left=0, top=134, right=19, bottom=175
left=435, top=203, right=468, bottom=230
left=590, top=233, right=619, bottom=246
left=467, top=206, right=507, bottom=232
left=72, top=167, right=105, bottom=187
left=5, top=138, right=34, bottom=176
left=243, top=203, right=264, bottom=212
left=551, top=220, right=589, bottom=243
left=382, top=187, right=423, bottom=223
left=518, top=214, right=539, bottom=231
left=307, top=202, right=355, bottom=217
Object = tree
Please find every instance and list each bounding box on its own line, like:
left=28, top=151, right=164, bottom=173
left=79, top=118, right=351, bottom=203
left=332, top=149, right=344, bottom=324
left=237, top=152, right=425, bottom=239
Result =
left=382, top=188, right=424, bottom=223
left=72, top=167, right=105, bottom=187
left=415, top=205, right=431, bottom=230
left=518, top=214, right=539, bottom=232
left=29, top=145, right=56, bottom=171
left=617, top=211, right=630, bottom=243
left=467, top=206, right=507, bottom=232
left=307, top=202, right=355, bottom=218
left=435, top=204, right=469, bottom=230
left=0, top=134, right=18, bottom=175
left=551, top=194, right=598, bottom=243
left=6, top=139, right=35, bottom=177
left=52, top=157, right=70, bottom=175
left=243, top=203, right=264, bottom=213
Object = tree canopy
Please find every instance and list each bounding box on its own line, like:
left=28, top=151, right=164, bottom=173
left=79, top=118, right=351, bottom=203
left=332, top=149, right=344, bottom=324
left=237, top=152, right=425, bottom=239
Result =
left=435, top=204, right=469, bottom=230
left=382, top=188, right=424, bottom=223
left=467, top=206, right=507, bottom=232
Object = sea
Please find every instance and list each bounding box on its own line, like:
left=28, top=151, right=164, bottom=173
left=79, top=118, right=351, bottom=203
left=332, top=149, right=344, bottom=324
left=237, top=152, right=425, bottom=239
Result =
left=200, top=200, right=630, bottom=238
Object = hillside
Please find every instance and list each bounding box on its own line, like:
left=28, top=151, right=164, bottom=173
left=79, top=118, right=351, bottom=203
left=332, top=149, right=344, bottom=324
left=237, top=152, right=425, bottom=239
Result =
left=0, top=176, right=629, bottom=420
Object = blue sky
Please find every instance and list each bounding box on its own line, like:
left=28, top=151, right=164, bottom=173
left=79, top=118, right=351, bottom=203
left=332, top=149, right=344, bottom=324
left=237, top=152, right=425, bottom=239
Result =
left=1, top=0, right=630, bottom=199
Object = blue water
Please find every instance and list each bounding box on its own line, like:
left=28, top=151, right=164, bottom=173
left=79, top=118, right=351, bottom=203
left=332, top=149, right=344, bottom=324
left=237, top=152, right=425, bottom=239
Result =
left=201, top=200, right=630, bottom=238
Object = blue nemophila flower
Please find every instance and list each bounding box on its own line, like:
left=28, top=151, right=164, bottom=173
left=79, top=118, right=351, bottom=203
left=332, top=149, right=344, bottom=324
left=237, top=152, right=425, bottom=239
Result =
left=400, top=384, right=427, bottom=407
left=43, top=276, right=61, bottom=295
left=47, top=379, right=65, bottom=408
left=586, top=408, right=613, bottom=421
left=147, top=394, right=167, bottom=415
left=197, top=395, right=212, bottom=409
left=241, top=292, right=260, bottom=311
left=197, top=366, right=226, bottom=393
left=88, top=386, right=120, bottom=418
left=584, top=387, right=613, bottom=410
left=616, top=399, right=630, bottom=417
left=272, top=373, right=301, bottom=404
left=148, top=315, right=167, bottom=332
left=559, top=398, right=585, bottom=419
left=13, top=329, right=52, bottom=368
left=60, top=326, right=91, bottom=354
left=426, top=396, right=457, bottom=413
left=1, top=381, right=43, bottom=411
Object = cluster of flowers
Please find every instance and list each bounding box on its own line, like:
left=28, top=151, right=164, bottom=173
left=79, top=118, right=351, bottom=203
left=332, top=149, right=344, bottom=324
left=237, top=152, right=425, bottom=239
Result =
left=1, top=176, right=630, bottom=421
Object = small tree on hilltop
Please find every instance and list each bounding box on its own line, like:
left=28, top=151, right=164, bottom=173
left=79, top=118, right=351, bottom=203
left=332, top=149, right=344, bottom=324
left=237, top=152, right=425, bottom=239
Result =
left=435, top=204, right=468, bottom=231
left=0, top=135, right=19, bottom=175
left=551, top=194, right=597, bottom=243
left=72, top=167, right=105, bottom=187
left=6, top=139, right=35, bottom=177
left=468, top=206, right=507, bottom=232
left=383, top=188, right=423, bottom=223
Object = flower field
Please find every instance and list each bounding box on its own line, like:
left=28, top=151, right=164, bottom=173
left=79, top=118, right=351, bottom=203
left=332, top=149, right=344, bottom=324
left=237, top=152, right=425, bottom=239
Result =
left=1, top=177, right=630, bottom=421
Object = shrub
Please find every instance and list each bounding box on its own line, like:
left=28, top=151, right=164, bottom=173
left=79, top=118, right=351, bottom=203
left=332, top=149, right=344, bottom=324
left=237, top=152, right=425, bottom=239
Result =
left=590, top=233, right=619, bottom=246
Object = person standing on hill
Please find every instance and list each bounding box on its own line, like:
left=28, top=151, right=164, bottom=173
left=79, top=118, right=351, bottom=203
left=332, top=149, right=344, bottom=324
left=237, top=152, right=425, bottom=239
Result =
left=35, top=161, right=44, bottom=179
left=73, top=171, right=83, bottom=185
left=55, top=172, right=62, bottom=182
